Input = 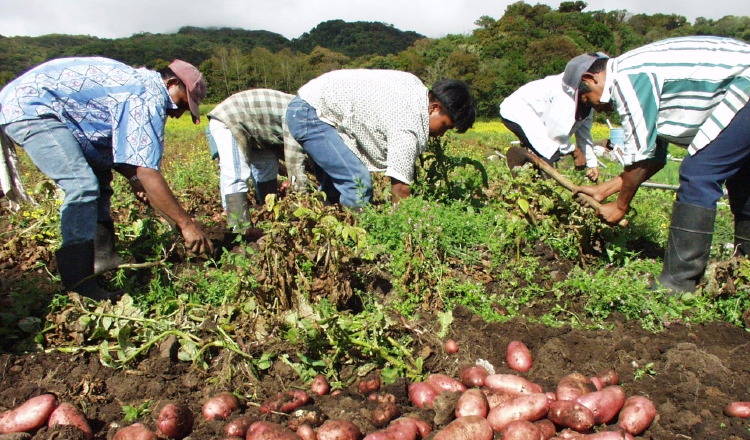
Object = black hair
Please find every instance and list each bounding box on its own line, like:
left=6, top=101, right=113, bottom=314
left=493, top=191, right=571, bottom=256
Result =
left=157, top=67, right=185, bottom=89
left=578, top=56, right=608, bottom=95
left=430, top=79, right=477, bottom=133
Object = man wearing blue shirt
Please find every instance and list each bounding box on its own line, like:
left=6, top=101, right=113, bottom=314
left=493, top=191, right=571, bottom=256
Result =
left=0, top=57, right=214, bottom=300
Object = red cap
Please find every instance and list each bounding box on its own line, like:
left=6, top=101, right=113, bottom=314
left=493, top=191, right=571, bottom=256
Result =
left=168, top=59, right=206, bottom=124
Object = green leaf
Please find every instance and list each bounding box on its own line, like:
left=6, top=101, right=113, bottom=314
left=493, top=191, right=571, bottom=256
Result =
left=517, top=198, right=530, bottom=213
left=99, top=341, right=114, bottom=367
left=437, top=310, right=454, bottom=338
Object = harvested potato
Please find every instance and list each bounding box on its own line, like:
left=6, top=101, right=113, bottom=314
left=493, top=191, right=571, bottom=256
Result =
left=575, top=386, right=625, bottom=425
left=484, top=374, right=543, bottom=395
left=426, top=373, right=467, bottom=394
left=408, top=382, right=437, bottom=409
left=112, top=423, right=158, bottom=440
left=534, top=418, right=557, bottom=439
left=455, top=389, right=489, bottom=419
left=369, top=393, right=397, bottom=404
left=372, top=402, right=400, bottom=428
left=459, top=365, right=489, bottom=388
left=595, top=370, right=619, bottom=387
left=359, top=373, right=382, bottom=395
left=0, top=393, right=57, bottom=434
left=47, top=402, right=93, bottom=440
left=547, top=400, right=595, bottom=433
left=260, top=390, right=311, bottom=414
left=246, top=421, right=302, bottom=440
left=155, top=403, right=193, bottom=439
left=311, top=374, right=330, bottom=396
left=433, top=415, right=493, bottom=440
left=288, top=407, right=326, bottom=431
left=617, top=396, right=656, bottom=435
left=556, top=373, right=597, bottom=401
left=317, top=419, right=363, bottom=440
left=296, top=424, right=317, bottom=440
left=202, top=392, right=240, bottom=421
left=501, top=420, right=543, bottom=440
left=506, top=341, right=533, bottom=373
left=487, top=393, right=549, bottom=431
left=445, top=340, right=459, bottom=354
left=482, top=387, right=515, bottom=409
left=225, top=415, right=254, bottom=437
left=725, top=401, right=750, bottom=418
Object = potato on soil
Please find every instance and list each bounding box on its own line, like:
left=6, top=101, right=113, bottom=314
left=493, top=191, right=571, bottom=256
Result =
left=501, top=420, right=544, bottom=440
left=725, top=401, right=750, bottom=418
left=487, top=393, right=549, bottom=431
left=311, top=374, right=330, bottom=396
left=455, top=388, right=489, bottom=418
left=575, top=386, right=625, bottom=425
left=445, top=339, right=459, bottom=354
left=296, top=424, right=317, bottom=440
left=260, top=390, right=311, bottom=414
left=534, top=418, right=557, bottom=439
left=112, top=423, right=158, bottom=440
left=155, top=403, right=193, bottom=439
left=47, top=402, right=93, bottom=440
left=202, top=392, right=240, bottom=421
left=371, top=402, right=400, bottom=428
left=594, top=370, right=619, bottom=387
left=459, top=365, right=489, bottom=388
left=0, top=393, right=57, bottom=434
left=617, top=396, right=656, bottom=435
left=484, top=374, right=543, bottom=395
left=547, top=400, right=595, bottom=433
left=288, top=407, right=327, bottom=431
left=358, top=373, right=382, bottom=395
left=368, top=393, right=396, bottom=404
left=246, top=421, right=302, bottom=440
left=317, top=419, right=363, bottom=440
left=408, top=382, right=437, bottom=409
left=225, top=415, right=254, bottom=437
left=506, top=341, right=533, bottom=373
left=433, top=415, right=493, bottom=440
left=556, top=373, right=597, bottom=401
left=426, top=373, right=467, bottom=394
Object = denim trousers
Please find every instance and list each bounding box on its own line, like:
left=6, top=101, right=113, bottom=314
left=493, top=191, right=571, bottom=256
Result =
left=677, top=102, right=750, bottom=216
left=3, top=117, right=112, bottom=246
left=206, top=119, right=279, bottom=207
left=286, top=96, right=372, bottom=207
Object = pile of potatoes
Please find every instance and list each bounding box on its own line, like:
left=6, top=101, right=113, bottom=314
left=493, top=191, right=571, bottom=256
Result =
left=0, top=394, right=93, bottom=439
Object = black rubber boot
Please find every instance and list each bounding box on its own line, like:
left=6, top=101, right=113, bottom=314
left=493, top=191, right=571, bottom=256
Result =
left=94, top=220, right=123, bottom=274
left=56, top=241, right=121, bottom=301
left=734, top=215, right=750, bottom=257
left=255, top=179, right=278, bottom=205
left=656, top=201, right=716, bottom=293
left=225, top=192, right=251, bottom=234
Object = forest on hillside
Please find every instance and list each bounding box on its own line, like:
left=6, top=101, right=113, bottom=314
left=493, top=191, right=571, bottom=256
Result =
left=1, top=0, right=750, bottom=115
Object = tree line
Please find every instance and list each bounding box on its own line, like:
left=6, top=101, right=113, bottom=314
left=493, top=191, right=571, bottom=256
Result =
left=1, top=1, right=749, bottom=117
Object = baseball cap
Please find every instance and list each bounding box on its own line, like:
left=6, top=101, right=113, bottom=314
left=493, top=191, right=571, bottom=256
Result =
left=562, top=52, right=609, bottom=120
left=168, top=59, right=206, bottom=124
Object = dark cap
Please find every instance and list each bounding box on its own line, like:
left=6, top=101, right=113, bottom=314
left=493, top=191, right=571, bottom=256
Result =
left=168, top=59, right=206, bottom=124
left=563, top=52, right=609, bottom=120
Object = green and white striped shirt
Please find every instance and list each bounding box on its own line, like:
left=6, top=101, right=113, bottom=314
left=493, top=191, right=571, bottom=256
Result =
left=601, top=36, right=750, bottom=164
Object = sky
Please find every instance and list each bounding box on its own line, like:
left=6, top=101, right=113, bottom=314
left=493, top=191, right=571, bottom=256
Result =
left=1, top=0, right=749, bottom=41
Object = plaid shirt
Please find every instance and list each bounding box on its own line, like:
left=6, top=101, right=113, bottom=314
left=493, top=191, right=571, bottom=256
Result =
left=207, top=89, right=307, bottom=190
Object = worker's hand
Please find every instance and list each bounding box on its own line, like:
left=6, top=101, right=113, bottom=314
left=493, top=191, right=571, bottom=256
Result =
left=597, top=201, right=628, bottom=225
left=572, top=148, right=586, bottom=170
left=129, top=178, right=149, bottom=205
left=179, top=220, right=214, bottom=256
left=586, top=167, right=599, bottom=182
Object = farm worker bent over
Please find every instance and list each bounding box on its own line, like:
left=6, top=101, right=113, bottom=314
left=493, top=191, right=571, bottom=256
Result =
left=567, top=36, right=750, bottom=293
left=499, top=54, right=608, bottom=182
left=285, top=69, right=477, bottom=207
left=205, top=89, right=309, bottom=234
left=0, top=57, right=214, bottom=301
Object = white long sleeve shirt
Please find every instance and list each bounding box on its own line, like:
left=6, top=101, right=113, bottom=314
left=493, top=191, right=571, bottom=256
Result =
left=499, top=73, right=598, bottom=168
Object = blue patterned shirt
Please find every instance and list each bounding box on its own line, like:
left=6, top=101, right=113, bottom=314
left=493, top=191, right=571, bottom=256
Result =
left=0, top=57, right=171, bottom=171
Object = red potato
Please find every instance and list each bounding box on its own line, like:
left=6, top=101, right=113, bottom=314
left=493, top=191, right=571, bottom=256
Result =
left=48, top=402, right=93, bottom=440
left=311, top=374, right=330, bottom=396
left=455, top=389, right=489, bottom=419
left=372, top=402, right=400, bottom=428
left=725, top=401, right=750, bottom=418
left=547, top=400, right=595, bottom=433
left=155, top=403, right=193, bottom=439
left=0, top=393, right=57, bottom=434
left=556, top=373, right=597, bottom=401
left=546, top=392, right=557, bottom=402
left=534, top=419, right=557, bottom=440
left=202, top=392, right=240, bottom=421
left=617, top=396, right=656, bottom=436
left=363, top=432, right=395, bottom=440
left=459, top=365, right=490, bottom=388
left=225, top=416, right=254, bottom=437
left=426, top=373, right=467, bottom=393
left=507, top=341, right=533, bottom=373
left=501, top=420, right=544, bottom=440
left=296, top=424, right=316, bottom=440
left=594, top=370, right=619, bottom=387
left=317, top=419, right=363, bottom=440
left=445, top=339, right=459, bottom=354
left=359, top=373, right=382, bottom=395
left=288, top=407, right=326, bottom=431
left=260, top=390, right=311, bottom=414
left=575, top=386, right=625, bottom=425
left=369, top=393, right=396, bottom=404
left=246, top=421, right=302, bottom=440
left=484, top=374, right=543, bottom=395
left=408, top=382, right=437, bottom=409
left=113, top=423, right=158, bottom=440
left=589, top=377, right=603, bottom=392
left=433, top=415, right=493, bottom=440
left=487, top=393, right=549, bottom=431
left=553, top=428, right=586, bottom=439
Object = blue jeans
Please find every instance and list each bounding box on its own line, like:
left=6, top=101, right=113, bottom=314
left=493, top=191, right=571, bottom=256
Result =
left=3, top=117, right=111, bottom=246
left=286, top=96, right=372, bottom=207
left=677, top=102, right=750, bottom=215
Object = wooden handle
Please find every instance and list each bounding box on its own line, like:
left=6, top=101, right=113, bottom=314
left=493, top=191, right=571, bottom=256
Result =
left=518, top=148, right=629, bottom=227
